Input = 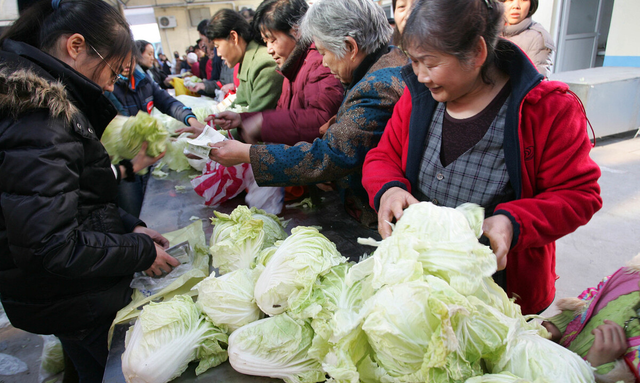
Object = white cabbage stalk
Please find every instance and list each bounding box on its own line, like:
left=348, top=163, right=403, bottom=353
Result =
left=121, top=295, right=228, bottom=383
left=228, top=314, right=325, bottom=383
left=254, top=226, right=346, bottom=316
left=195, top=268, right=263, bottom=332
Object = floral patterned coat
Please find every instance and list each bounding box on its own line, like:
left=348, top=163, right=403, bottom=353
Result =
left=248, top=45, right=408, bottom=206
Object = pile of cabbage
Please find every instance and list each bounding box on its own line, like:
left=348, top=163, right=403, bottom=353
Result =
left=121, top=203, right=596, bottom=383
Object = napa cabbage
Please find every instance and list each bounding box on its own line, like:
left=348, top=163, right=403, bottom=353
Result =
left=121, top=295, right=228, bottom=383
left=194, top=268, right=263, bottom=332
left=227, top=314, right=325, bottom=383
left=485, top=329, right=595, bottom=382
left=102, top=111, right=168, bottom=164
left=254, top=226, right=345, bottom=316
left=209, top=205, right=287, bottom=275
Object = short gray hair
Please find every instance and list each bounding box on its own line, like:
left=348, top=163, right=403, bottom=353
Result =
left=300, top=0, right=392, bottom=58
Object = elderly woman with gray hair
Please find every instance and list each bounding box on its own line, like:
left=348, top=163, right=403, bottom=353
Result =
left=207, top=0, right=407, bottom=226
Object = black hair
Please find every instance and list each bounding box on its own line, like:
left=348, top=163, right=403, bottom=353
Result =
left=402, top=0, right=503, bottom=84
left=134, top=39, right=153, bottom=68
left=197, top=19, right=209, bottom=36
left=253, top=0, right=308, bottom=39
left=1, top=0, right=134, bottom=81
left=497, top=0, right=537, bottom=18
left=206, top=8, right=260, bottom=45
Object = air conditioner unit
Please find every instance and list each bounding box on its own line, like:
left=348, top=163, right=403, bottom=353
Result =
left=157, top=16, right=177, bottom=29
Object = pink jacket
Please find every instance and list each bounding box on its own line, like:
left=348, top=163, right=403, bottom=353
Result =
left=244, top=44, right=344, bottom=145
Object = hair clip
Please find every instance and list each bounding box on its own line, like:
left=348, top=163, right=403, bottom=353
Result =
left=483, top=0, right=493, bottom=9
left=52, top=0, right=61, bottom=10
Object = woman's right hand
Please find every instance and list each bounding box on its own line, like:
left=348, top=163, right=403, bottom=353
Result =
left=145, top=243, right=181, bottom=277
left=377, top=187, right=419, bottom=239
left=186, top=82, right=205, bottom=93
left=131, top=142, right=165, bottom=173
left=211, top=111, right=242, bottom=131
left=220, top=83, right=235, bottom=94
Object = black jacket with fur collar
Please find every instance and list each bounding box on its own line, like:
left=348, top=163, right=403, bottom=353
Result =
left=0, top=40, right=156, bottom=335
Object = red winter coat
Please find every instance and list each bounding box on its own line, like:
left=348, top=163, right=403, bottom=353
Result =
left=362, top=40, right=602, bottom=315
left=242, top=44, right=344, bottom=145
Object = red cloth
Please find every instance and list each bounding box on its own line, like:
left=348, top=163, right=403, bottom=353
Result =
left=243, top=45, right=344, bottom=146
left=205, top=59, right=213, bottom=80
left=233, top=63, right=240, bottom=88
left=190, top=62, right=200, bottom=78
left=362, top=80, right=602, bottom=315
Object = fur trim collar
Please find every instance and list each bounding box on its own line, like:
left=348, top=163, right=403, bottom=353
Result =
left=279, top=41, right=310, bottom=79
left=0, top=67, right=78, bottom=123
left=594, top=359, right=636, bottom=383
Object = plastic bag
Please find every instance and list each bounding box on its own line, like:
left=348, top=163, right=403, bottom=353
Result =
left=0, top=353, right=27, bottom=376
left=244, top=169, right=284, bottom=215
left=38, top=335, right=64, bottom=383
left=0, top=302, right=10, bottom=330
left=191, top=160, right=251, bottom=206
left=109, top=220, right=210, bottom=347
left=170, top=77, right=200, bottom=97
left=130, top=242, right=196, bottom=297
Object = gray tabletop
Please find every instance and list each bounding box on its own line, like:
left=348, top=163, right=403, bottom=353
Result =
left=103, top=169, right=380, bottom=382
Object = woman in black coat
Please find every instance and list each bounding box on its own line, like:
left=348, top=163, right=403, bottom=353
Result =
left=0, top=1, right=180, bottom=381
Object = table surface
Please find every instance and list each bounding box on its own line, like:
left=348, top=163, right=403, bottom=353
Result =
left=103, top=168, right=380, bottom=382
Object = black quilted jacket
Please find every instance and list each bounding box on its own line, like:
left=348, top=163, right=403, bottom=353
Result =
left=0, top=40, right=156, bottom=335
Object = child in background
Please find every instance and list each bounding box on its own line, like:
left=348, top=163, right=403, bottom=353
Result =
left=542, top=253, right=640, bottom=382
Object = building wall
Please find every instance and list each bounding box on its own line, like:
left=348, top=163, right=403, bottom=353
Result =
left=604, top=0, right=640, bottom=67
left=0, top=0, right=19, bottom=27
left=133, top=1, right=262, bottom=59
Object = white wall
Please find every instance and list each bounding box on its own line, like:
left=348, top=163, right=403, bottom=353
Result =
left=0, top=0, right=19, bottom=27
left=605, top=0, right=640, bottom=57
left=534, top=0, right=558, bottom=38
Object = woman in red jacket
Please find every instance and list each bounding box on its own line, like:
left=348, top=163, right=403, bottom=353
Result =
left=184, top=0, right=344, bottom=146
left=361, top=0, right=602, bottom=315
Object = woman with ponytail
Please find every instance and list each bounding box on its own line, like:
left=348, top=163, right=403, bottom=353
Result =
left=362, top=0, right=602, bottom=315
left=0, top=1, right=180, bottom=381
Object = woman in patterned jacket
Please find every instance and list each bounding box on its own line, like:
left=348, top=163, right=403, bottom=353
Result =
left=206, top=0, right=408, bottom=226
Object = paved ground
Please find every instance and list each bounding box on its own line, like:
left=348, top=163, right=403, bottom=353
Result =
left=544, top=131, right=640, bottom=316
left=0, top=131, right=638, bottom=382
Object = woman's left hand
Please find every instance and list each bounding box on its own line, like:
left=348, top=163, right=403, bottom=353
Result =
left=208, top=140, right=251, bottom=167
left=482, top=214, right=513, bottom=270
left=239, top=113, right=263, bottom=144
left=586, top=320, right=628, bottom=367
left=133, top=226, right=170, bottom=248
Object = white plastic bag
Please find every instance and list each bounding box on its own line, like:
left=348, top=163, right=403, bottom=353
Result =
left=191, top=161, right=251, bottom=206
left=38, top=335, right=64, bottom=383
left=244, top=169, right=284, bottom=214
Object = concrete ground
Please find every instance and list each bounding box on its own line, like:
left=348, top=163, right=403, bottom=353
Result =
left=0, top=131, right=638, bottom=382
left=544, top=130, right=640, bottom=316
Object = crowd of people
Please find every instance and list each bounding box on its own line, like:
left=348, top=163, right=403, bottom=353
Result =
left=2, top=0, right=636, bottom=382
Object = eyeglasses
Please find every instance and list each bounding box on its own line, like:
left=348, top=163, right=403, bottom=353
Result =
left=88, top=44, right=126, bottom=84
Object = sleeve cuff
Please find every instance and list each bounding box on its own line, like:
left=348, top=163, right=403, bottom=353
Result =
left=545, top=309, right=576, bottom=334
left=184, top=112, right=196, bottom=125
left=493, top=209, right=520, bottom=249
left=118, top=208, right=146, bottom=233
left=374, top=181, right=409, bottom=212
